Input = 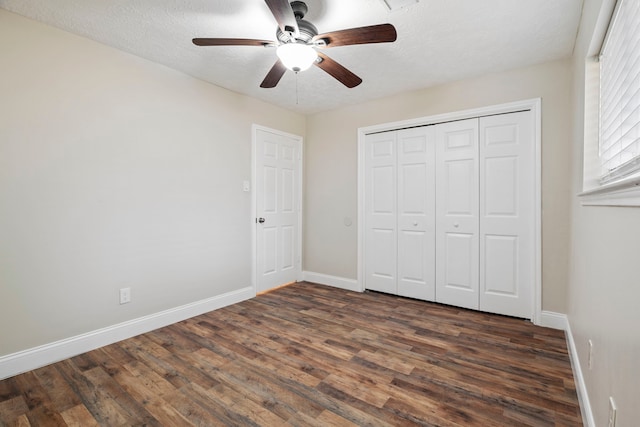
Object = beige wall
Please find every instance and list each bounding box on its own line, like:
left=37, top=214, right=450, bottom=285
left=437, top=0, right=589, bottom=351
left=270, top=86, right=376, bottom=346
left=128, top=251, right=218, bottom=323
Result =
left=0, top=9, right=305, bottom=356
left=569, top=0, right=640, bottom=425
left=305, top=59, right=573, bottom=313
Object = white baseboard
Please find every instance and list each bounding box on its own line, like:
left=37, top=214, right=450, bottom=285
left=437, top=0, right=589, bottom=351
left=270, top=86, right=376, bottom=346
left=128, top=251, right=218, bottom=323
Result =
left=565, top=319, right=595, bottom=427
left=538, top=310, right=569, bottom=330
left=530, top=311, right=594, bottom=426
left=301, top=271, right=361, bottom=292
left=0, top=286, right=255, bottom=381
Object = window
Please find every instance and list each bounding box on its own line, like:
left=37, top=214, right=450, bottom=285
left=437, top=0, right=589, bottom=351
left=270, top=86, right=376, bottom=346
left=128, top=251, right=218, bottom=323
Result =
left=580, top=0, right=640, bottom=206
left=599, top=0, right=640, bottom=185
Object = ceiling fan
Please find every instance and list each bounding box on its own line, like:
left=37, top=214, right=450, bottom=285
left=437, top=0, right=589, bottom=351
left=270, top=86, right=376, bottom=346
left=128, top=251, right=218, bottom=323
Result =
left=192, top=0, right=397, bottom=89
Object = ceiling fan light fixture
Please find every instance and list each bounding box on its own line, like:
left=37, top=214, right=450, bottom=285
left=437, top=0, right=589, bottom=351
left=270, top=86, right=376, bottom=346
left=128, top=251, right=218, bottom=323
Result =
left=276, top=43, right=318, bottom=72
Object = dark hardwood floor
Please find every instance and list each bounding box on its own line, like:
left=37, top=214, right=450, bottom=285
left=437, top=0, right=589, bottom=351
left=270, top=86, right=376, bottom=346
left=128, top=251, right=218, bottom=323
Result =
left=0, top=282, right=582, bottom=426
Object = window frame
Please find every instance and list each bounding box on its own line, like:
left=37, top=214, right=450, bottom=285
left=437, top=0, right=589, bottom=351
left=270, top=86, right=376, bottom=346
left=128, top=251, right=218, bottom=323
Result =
left=580, top=0, right=640, bottom=206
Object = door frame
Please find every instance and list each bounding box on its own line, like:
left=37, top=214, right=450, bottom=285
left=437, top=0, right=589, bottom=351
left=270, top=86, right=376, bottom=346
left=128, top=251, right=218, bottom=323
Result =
left=251, top=124, right=304, bottom=295
left=357, top=99, right=542, bottom=323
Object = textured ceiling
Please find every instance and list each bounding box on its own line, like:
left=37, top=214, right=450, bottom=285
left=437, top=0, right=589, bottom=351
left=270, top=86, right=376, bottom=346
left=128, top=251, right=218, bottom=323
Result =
left=0, top=0, right=584, bottom=114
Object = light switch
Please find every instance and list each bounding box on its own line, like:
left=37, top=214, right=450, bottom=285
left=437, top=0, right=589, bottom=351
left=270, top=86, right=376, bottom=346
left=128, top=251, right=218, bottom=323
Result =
left=243, top=180, right=250, bottom=192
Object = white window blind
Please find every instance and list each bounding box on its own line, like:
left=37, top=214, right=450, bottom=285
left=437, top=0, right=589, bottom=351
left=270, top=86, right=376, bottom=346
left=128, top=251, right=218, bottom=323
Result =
left=599, top=0, right=640, bottom=184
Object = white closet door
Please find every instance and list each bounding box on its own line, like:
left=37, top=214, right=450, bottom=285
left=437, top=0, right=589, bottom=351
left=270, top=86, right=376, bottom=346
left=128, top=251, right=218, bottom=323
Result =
left=397, top=127, right=436, bottom=300
left=435, top=118, right=480, bottom=310
left=364, top=131, right=397, bottom=294
left=479, top=111, right=534, bottom=318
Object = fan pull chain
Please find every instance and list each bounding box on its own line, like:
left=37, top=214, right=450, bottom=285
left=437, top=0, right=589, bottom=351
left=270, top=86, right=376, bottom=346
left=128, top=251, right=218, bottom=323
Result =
left=295, top=72, right=299, bottom=105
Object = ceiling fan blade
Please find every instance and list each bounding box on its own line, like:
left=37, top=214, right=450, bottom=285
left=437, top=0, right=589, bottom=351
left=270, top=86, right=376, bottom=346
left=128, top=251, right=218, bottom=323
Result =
left=313, top=24, right=397, bottom=48
left=193, top=38, right=276, bottom=47
left=260, top=60, right=288, bottom=88
left=264, top=0, right=299, bottom=36
left=314, top=52, right=362, bottom=88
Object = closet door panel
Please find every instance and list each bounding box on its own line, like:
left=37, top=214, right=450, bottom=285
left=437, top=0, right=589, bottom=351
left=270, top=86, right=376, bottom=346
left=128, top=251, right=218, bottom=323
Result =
left=484, top=235, right=518, bottom=294
left=444, top=233, right=474, bottom=289
left=397, top=127, right=435, bottom=300
left=444, top=159, right=476, bottom=216
left=362, top=109, right=535, bottom=319
left=479, top=111, right=534, bottom=318
left=364, top=132, right=397, bottom=294
left=436, top=119, right=479, bottom=310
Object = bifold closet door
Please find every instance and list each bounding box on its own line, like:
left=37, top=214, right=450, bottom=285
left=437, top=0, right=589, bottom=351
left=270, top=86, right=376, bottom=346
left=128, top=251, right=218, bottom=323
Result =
left=364, top=110, right=534, bottom=318
left=364, top=131, right=397, bottom=294
left=397, top=127, right=435, bottom=300
left=479, top=111, right=534, bottom=318
left=364, top=127, right=435, bottom=300
left=435, top=118, right=480, bottom=310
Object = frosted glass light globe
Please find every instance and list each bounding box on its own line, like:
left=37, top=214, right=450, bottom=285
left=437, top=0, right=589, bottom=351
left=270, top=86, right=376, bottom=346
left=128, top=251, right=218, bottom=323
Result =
left=276, top=43, right=318, bottom=72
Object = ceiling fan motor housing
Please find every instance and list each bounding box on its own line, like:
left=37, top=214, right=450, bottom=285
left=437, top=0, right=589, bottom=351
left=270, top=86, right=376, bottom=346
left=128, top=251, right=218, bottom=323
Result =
left=276, top=1, right=317, bottom=43
left=277, top=19, right=318, bottom=43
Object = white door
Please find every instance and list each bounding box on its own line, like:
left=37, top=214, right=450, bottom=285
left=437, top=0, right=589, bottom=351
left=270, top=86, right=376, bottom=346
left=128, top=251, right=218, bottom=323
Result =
left=435, top=118, right=480, bottom=310
left=255, top=127, right=302, bottom=293
left=361, top=108, right=537, bottom=318
left=364, top=131, right=397, bottom=294
left=397, top=127, right=436, bottom=300
left=479, top=111, right=534, bottom=318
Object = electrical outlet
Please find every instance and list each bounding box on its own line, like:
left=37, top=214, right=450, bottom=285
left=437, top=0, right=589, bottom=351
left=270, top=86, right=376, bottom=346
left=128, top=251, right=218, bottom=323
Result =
left=588, top=339, right=594, bottom=370
left=608, top=396, right=617, bottom=427
left=119, top=287, right=131, bottom=305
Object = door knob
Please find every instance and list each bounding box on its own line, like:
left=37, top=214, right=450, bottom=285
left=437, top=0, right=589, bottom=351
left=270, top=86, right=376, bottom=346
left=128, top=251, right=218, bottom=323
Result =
left=413, top=222, right=418, bottom=226
left=453, top=223, right=459, bottom=228
left=257, top=217, right=266, bottom=223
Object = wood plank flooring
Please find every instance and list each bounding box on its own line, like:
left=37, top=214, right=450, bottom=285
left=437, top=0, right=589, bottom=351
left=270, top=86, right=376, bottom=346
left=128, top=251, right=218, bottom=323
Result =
left=0, top=282, right=582, bottom=426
